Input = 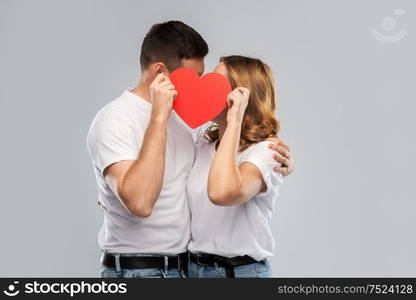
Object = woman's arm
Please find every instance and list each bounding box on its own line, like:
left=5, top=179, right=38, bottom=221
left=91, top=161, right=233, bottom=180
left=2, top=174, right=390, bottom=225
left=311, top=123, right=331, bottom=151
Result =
left=208, top=87, right=266, bottom=206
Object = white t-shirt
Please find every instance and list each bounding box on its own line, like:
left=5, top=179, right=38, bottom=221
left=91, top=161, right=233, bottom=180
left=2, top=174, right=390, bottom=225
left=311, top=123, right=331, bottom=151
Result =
left=87, top=90, right=195, bottom=255
left=187, top=139, right=283, bottom=261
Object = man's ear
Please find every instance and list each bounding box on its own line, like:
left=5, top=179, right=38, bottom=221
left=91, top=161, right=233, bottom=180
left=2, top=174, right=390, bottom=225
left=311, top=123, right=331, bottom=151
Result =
left=151, top=63, right=169, bottom=78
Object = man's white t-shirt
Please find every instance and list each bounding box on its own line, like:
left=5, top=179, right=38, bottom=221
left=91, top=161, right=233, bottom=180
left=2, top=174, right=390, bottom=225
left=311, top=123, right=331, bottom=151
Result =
left=87, top=90, right=196, bottom=255
left=187, top=140, right=283, bottom=261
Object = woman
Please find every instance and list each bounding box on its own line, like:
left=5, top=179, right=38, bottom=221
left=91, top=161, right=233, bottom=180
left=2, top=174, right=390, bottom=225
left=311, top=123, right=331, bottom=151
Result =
left=186, top=55, right=284, bottom=278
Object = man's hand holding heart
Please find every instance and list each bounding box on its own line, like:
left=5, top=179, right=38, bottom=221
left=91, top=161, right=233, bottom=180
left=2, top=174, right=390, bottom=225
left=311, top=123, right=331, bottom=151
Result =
left=149, top=73, right=177, bottom=121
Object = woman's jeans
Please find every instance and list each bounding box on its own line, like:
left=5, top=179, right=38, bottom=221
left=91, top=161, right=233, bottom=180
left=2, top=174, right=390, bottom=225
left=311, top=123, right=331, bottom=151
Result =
left=187, top=259, right=272, bottom=278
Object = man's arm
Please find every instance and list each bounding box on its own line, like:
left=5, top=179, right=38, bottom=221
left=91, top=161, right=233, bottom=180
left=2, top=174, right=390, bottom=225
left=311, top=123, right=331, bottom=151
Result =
left=104, top=74, right=176, bottom=217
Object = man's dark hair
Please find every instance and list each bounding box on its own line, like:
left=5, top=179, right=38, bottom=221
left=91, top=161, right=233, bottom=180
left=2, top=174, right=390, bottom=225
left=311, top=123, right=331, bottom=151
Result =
left=140, top=20, right=208, bottom=72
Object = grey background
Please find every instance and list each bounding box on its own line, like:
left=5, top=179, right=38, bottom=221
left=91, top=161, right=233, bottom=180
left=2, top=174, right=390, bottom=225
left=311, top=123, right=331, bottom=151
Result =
left=0, top=0, right=415, bottom=277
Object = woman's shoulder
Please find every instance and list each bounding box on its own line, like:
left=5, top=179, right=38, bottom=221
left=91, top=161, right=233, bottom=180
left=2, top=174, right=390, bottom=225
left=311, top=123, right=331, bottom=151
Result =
left=239, top=140, right=283, bottom=195
left=239, top=140, right=281, bottom=170
left=241, top=140, right=276, bottom=157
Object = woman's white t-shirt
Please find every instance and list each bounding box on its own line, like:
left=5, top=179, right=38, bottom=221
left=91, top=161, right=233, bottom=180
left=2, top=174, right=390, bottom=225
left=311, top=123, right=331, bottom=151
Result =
left=186, top=139, right=283, bottom=261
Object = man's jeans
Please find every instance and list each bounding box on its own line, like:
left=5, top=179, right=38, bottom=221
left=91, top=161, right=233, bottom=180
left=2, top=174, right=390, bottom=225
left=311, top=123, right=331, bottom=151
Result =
left=187, top=259, right=272, bottom=278
left=99, top=253, right=185, bottom=278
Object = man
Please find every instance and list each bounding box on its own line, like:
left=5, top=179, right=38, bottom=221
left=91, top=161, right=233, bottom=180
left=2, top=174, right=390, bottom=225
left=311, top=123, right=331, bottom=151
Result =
left=87, top=20, right=294, bottom=278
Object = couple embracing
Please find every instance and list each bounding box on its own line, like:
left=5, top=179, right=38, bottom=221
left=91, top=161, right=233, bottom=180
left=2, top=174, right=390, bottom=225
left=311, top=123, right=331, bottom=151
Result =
left=87, top=20, right=294, bottom=278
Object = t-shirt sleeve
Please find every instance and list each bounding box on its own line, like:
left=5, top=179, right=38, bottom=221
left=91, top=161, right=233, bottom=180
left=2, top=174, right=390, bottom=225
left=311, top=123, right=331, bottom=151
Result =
left=87, top=114, right=139, bottom=175
left=240, top=141, right=283, bottom=194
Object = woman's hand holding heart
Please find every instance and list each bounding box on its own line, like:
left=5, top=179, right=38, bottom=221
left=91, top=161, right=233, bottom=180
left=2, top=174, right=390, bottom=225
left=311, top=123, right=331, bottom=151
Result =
left=226, top=87, right=250, bottom=125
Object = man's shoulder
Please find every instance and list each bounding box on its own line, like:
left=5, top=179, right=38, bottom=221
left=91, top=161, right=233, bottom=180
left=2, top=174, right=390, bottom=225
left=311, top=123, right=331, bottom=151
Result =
left=91, top=92, right=148, bottom=128
left=88, top=102, right=124, bottom=132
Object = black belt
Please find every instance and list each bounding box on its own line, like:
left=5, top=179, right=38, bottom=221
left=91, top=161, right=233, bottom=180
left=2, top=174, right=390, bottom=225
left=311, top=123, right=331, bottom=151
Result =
left=190, top=252, right=258, bottom=268
left=102, top=252, right=188, bottom=271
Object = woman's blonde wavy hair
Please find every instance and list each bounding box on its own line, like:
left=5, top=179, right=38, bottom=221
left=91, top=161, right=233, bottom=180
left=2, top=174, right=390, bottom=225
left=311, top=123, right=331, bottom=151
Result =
left=204, top=55, right=280, bottom=151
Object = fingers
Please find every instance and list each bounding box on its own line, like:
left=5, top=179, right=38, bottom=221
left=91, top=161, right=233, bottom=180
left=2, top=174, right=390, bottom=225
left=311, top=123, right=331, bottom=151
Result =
left=151, top=75, right=176, bottom=97
left=171, top=89, right=178, bottom=100
left=276, top=139, right=291, bottom=152
left=151, top=73, right=167, bottom=85
left=274, top=165, right=289, bottom=176
left=158, top=80, right=175, bottom=90
left=269, top=143, right=290, bottom=159
left=235, top=87, right=249, bottom=93
left=265, top=136, right=279, bottom=145
left=163, top=86, right=177, bottom=100
left=243, top=89, right=250, bottom=98
left=273, top=153, right=290, bottom=166
left=230, top=87, right=249, bottom=96
left=236, top=87, right=250, bottom=97
left=227, top=87, right=249, bottom=104
left=229, top=89, right=241, bottom=98
left=270, top=141, right=294, bottom=177
left=227, top=89, right=240, bottom=106
left=151, top=74, right=174, bottom=89
left=227, top=98, right=233, bottom=108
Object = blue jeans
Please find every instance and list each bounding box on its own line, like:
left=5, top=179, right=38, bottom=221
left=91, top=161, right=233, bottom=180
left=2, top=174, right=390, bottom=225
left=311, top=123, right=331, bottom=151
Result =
left=99, top=253, right=185, bottom=278
left=187, top=259, right=272, bottom=278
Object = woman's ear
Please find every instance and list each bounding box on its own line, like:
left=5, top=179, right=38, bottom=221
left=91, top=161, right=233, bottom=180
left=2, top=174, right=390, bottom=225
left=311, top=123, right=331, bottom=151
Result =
left=151, top=63, right=169, bottom=78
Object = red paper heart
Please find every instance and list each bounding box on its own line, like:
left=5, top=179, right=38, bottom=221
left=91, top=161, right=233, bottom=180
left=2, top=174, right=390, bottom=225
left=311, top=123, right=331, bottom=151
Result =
left=170, top=68, right=231, bottom=129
